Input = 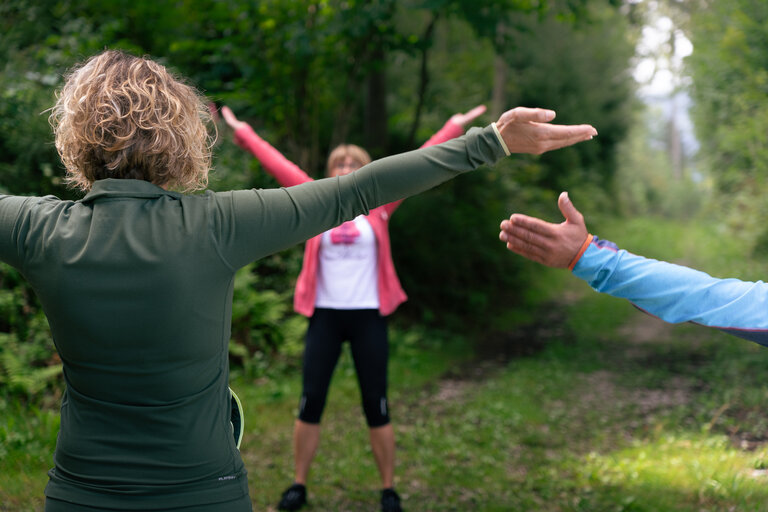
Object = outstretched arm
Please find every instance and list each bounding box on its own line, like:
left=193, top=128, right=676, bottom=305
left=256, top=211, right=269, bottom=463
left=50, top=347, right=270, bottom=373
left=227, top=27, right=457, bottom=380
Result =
left=221, top=107, right=596, bottom=268
left=381, top=104, right=488, bottom=216
left=222, top=106, right=311, bottom=187
left=500, top=192, right=768, bottom=345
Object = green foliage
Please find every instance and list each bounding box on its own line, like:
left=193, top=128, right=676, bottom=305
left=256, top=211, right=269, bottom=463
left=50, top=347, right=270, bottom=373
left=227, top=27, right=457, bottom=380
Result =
left=392, top=1, right=635, bottom=328
left=614, top=105, right=706, bottom=219
left=0, top=331, right=61, bottom=397
left=687, top=0, right=768, bottom=244
left=392, top=159, right=543, bottom=328
left=229, top=263, right=307, bottom=379
left=0, top=264, right=61, bottom=399
left=506, top=1, right=637, bottom=199
left=0, top=0, right=636, bottom=397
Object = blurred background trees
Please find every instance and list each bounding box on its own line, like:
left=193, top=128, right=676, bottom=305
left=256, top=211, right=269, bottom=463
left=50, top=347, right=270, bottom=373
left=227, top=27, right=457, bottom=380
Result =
left=685, top=0, right=768, bottom=250
left=4, top=0, right=746, bottom=398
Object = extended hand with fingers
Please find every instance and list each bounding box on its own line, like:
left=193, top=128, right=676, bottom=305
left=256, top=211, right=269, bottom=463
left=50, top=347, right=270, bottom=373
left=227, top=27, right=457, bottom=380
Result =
left=499, top=191, right=590, bottom=268
left=221, top=106, right=249, bottom=132
left=495, top=107, right=597, bottom=155
left=450, top=104, right=487, bottom=127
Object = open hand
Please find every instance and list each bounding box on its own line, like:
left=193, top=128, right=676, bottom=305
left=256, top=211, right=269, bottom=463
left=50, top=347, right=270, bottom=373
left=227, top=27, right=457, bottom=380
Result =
left=495, top=107, right=597, bottom=155
left=221, top=106, right=248, bottom=131
left=450, top=104, right=487, bottom=127
left=500, top=191, right=589, bottom=268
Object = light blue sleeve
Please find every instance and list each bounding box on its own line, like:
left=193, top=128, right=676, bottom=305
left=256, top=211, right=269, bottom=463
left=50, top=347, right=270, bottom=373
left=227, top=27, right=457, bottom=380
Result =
left=572, top=236, right=768, bottom=345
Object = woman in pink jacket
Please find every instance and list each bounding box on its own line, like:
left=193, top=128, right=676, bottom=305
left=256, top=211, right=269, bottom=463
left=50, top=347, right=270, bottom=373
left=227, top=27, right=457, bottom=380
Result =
left=223, top=105, right=485, bottom=512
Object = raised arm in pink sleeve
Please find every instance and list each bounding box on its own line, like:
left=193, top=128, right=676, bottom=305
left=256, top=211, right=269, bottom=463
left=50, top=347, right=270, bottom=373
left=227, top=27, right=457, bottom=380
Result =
left=233, top=124, right=312, bottom=187
left=381, top=119, right=465, bottom=216
left=421, top=119, right=464, bottom=148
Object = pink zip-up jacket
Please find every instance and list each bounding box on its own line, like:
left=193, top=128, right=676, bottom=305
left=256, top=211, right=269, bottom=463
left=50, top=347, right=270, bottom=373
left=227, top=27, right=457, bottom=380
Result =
left=233, top=120, right=465, bottom=316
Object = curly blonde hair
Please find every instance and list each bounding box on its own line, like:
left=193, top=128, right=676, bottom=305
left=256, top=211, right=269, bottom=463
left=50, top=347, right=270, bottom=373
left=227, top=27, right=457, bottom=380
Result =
left=50, top=50, right=214, bottom=192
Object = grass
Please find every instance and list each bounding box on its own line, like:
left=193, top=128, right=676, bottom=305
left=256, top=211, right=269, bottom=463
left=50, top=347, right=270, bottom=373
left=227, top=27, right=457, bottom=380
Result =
left=4, top=215, right=768, bottom=510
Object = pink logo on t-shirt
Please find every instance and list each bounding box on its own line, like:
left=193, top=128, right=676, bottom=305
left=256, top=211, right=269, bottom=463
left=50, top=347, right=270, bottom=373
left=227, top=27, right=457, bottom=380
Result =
left=330, top=221, right=361, bottom=244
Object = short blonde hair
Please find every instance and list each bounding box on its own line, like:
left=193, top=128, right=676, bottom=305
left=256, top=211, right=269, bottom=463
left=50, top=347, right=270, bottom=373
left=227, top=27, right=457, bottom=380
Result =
left=50, top=50, right=214, bottom=192
left=326, top=144, right=372, bottom=176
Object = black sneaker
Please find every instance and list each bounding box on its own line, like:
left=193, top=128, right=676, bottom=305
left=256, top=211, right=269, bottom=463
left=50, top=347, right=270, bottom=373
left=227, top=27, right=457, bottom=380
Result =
left=381, top=488, right=403, bottom=512
left=277, top=483, right=307, bottom=511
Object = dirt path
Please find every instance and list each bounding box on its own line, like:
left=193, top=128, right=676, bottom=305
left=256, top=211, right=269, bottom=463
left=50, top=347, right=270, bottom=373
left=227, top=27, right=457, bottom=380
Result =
left=424, top=303, right=698, bottom=443
left=425, top=299, right=768, bottom=457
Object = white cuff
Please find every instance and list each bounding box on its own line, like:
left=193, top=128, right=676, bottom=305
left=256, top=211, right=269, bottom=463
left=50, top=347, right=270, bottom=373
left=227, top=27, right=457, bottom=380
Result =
left=491, top=122, right=510, bottom=156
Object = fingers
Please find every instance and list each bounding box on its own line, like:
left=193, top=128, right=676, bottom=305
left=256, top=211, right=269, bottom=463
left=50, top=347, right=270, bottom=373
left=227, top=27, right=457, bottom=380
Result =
left=499, top=231, right=551, bottom=265
left=221, top=106, right=247, bottom=131
left=499, top=227, right=552, bottom=265
left=506, top=242, right=550, bottom=265
left=541, top=123, right=598, bottom=144
left=499, top=107, right=556, bottom=125
left=557, top=191, right=585, bottom=226
left=499, top=215, right=558, bottom=254
left=503, top=213, right=559, bottom=239
left=465, top=104, right=487, bottom=119
left=450, top=104, right=488, bottom=127
left=221, top=106, right=235, bottom=123
left=527, top=124, right=598, bottom=155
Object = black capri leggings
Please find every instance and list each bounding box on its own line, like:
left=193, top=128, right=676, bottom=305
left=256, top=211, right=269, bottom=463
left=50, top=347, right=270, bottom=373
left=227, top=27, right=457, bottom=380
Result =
left=298, top=308, right=390, bottom=427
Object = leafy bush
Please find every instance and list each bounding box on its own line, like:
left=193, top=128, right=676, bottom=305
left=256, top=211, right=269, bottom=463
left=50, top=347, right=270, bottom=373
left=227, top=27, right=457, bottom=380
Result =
left=0, top=264, right=62, bottom=399
left=229, top=262, right=307, bottom=379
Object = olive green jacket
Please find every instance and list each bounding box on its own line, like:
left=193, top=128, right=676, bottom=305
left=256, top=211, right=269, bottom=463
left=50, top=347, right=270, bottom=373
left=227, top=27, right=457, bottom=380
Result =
left=0, top=125, right=506, bottom=509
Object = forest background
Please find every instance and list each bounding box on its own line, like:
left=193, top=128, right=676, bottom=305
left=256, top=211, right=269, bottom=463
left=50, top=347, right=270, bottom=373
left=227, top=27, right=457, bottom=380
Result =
left=3, top=0, right=768, bottom=510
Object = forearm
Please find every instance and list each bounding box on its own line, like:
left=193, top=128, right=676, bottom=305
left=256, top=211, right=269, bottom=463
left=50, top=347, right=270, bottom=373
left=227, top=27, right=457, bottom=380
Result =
left=350, top=125, right=504, bottom=206
left=420, top=119, right=464, bottom=148
left=223, top=125, right=506, bottom=267
left=232, top=125, right=310, bottom=187
left=382, top=119, right=466, bottom=216
left=573, top=237, right=768, bottom=344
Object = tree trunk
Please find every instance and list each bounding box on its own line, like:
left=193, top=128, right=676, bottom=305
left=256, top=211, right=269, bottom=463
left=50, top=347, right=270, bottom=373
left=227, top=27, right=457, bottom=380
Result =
left=407, top=14, right=438, bottom=148
left=491, top=21, right=508, bottom=119
left=365, top=45, right=388, bottom=158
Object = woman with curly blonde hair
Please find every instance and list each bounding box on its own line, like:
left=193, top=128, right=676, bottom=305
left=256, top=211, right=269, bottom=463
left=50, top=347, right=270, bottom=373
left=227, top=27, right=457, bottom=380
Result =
left=51, top=50, right=214, bottom=192
left=0, top=49, right=595, bottom=511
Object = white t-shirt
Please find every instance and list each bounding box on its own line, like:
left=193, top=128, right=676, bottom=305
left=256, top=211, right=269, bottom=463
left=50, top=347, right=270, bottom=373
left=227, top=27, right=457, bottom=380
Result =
left=315, top=215, right=379, bottom=309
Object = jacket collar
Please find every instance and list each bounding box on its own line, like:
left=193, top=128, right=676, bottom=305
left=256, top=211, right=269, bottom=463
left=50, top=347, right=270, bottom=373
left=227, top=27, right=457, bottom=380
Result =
left=80, top=179, right=182, bottom=203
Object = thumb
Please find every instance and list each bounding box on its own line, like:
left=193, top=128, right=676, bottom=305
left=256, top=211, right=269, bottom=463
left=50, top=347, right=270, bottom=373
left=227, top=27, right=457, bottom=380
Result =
left=557, top=191, right=584, bottom=226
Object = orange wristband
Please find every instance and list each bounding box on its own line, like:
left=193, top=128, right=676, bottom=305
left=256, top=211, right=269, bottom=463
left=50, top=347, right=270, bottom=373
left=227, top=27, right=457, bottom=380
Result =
left=568, top=234, right=593, bottom=271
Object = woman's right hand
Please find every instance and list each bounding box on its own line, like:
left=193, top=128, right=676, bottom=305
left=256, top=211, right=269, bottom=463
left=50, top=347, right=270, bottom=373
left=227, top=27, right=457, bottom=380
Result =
left=450, top=104, right=487, bottom=127
left=499, top=191, right=589, bottom=268
left=221, top=106, right=248, bottom=132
